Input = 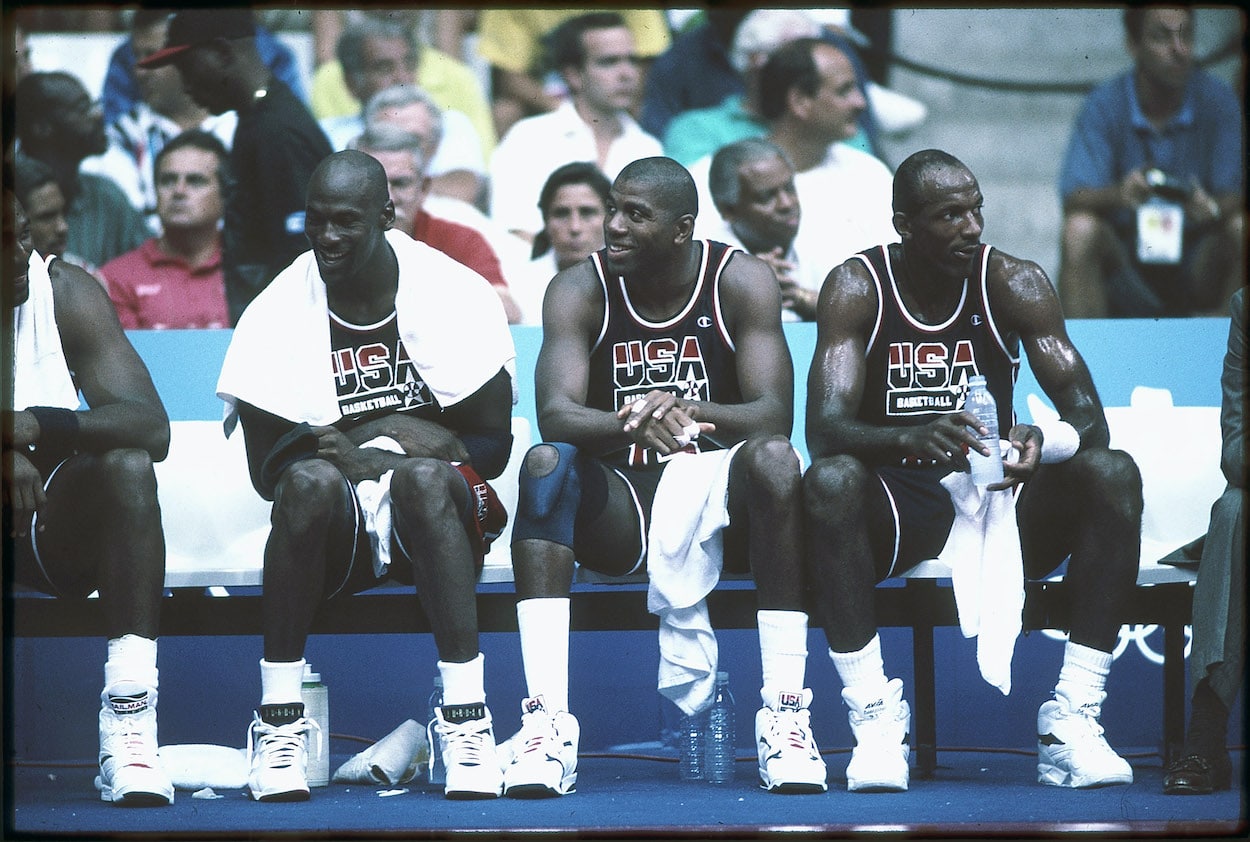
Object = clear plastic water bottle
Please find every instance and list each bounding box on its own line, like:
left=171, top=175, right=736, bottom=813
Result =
left=427, top=676, right=444, bottom=786
left=965, top=375, right=1004, bottom=486
left=678, top=709, right=706, bottom=781
left=704, top=671, right=735, bottom=784
left=300, top=663, right=330, bottom=787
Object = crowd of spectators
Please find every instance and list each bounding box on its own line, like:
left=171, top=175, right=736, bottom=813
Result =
left=9, top=6, right=1242, bottom=326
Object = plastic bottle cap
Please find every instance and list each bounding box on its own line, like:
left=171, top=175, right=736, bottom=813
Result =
left=302, top=664, right=321, bottom=683
left=433, top=676, right=443, bottom=688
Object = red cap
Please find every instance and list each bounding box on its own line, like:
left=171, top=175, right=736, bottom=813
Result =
left=137, top=8, right=256, bottom=69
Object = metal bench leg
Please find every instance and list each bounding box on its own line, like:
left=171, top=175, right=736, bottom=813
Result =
left=912, top=621, right=938, bottom=778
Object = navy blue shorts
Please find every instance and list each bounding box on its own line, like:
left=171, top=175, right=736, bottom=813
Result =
left=875, top=465, right=956, bottom=577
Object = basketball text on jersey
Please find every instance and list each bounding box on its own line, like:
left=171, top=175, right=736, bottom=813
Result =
left=330, top=338, right=433, bottom=419
left=885, top=339, right=982, bottom=418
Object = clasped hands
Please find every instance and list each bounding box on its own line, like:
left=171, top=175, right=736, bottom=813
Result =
left=618, top=390, right=716, bottom=456
left=905, top=412, right=1044, bottom=491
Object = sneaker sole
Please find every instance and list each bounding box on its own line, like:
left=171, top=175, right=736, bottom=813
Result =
left=504, top=780, right=576, bottom=798
left=444, top=789, right=501, bottom=800
left=760, top=779, right=827, bottom=794
left=847, top=777, right=909, bottom=792
left=251, top=788, right=311, bottom=802
left=95, top=775, right=174, bottom=807
left=1037, top=763, right=1133, bottom=788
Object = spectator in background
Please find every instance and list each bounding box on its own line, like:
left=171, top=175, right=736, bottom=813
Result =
left=100, top=131, right=228, bottom=330
left=351, top=121, right=522, bottom=324
left=489, top=13, right=663, bottom=243
left=514, top=161, right=611, bottom=325
left=688, top=38, right=895, bottom=279
left=14, top=72, right=149, bottom=268
left=14, top=154, right=108, bottom=284
left=1164, top=287, right=1246, bottom=795
left=661, top=9, right=823, bottom=167
left=321, top=18, right=487, bottom=207
left=475, top=8, right=670, bottom=139
left=708, top=139, right=817, bottom=322
left=140, top=7, right=332, bottom=324
left=308, top=8, right=496, bottom=162
left=102, top=8, right=305, bottom=126
left=1058, top=7, right=1243, bottom=318
left=640, top=9, right=749, bottom=140
left=6, top=188, right=174, bottom=808
left=83, top=9, right=237, bottom=232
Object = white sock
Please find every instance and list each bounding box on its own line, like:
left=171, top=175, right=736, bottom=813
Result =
left=828, top=634, right=887, bottom=689
left=757, top=609, right=808, bottom=700
left=104, top=634, right=158, bottom=691
left=517, top=597, right=570, bottom=711
left=439, top=653, right=486, bottom=706
left=1054, top=641, right=1112, bottom=704
left=260, top=658, right=306, bottom=705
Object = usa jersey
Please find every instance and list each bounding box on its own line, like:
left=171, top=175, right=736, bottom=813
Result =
left=586, top=240, right=743, bottom=469
left=329, top=310, right=437, bottom=428
left=855, top=244, right=1018, bottom=454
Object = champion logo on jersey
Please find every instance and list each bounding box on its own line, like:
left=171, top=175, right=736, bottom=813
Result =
left=971, top=314, right=984, bottom=326
left=697, top=315, right=713, bottom=329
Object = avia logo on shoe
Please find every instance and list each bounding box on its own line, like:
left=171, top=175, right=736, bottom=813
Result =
left=108, top=693, right=149, bottom=715
left=863, top=698, right=885, bottom=715
left=523, top=696, right=548, bottom=716
left=777, top=692, right=803, bottom=712
left=442, top=703, right=487, bottom=724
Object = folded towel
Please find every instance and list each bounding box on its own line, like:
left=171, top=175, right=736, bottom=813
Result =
left=13, top=251, right=79, bottom=412
left=647, top=445, right=742, bottom=715
left=354, top=436, right=406, bottom=576
left=936, top=443, right=1023, bottom=695
left=332, top=719, right=429, bottom=786
left=217, top=229, right=515, bottom=436
left=157, top=744, right=248, bottom=791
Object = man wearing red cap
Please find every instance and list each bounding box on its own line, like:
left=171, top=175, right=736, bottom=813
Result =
left=140, top=8, right=332, bottom=324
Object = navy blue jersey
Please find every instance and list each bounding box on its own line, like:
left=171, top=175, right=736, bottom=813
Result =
left=586, top=240, right=743, bottom=469
left=855, top=244, right=1019, bottom=461
left=328, top=310, right=438, bottom=428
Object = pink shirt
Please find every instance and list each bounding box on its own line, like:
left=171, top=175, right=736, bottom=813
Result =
left=101, top=237, right=228, bottom=329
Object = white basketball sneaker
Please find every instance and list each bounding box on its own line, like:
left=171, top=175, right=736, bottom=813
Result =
left=246, top=703, right=318, bottom=802
left=433, top=702, right=503, bottom=799
left=95, top=682, right=174, bottom=806
left=842, top=678, right=911, bottom=792
left=755, top=688, right=827, bottom=793
left=1037, top=690, right=1133, bottom=788
left=502, top=695, right=580, bottom=798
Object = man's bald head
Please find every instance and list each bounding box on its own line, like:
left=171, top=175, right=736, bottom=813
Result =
left=308, top=150, right=391, bottom=213
left=615, top=156, right=698, bottom=222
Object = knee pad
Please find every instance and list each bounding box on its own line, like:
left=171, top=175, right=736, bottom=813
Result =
left=512, top=443, right=583, bottom=548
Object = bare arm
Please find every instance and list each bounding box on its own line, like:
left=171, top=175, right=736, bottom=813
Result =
left=990, top=251, right=1109, bottom=450
left=44, top=260, right=169, bottom=460
left=805, top=260, right=984, bottom=468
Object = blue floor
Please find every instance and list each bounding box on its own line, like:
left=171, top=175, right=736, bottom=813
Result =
left=5, top=747, right=1244, bottom=838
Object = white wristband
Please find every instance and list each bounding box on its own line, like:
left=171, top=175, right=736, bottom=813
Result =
left=1036, top=419, right=1080, bottom=463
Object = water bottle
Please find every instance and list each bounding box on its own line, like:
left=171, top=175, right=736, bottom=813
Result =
left=678, top=709, right=706, bottom=781
left=300, top=663, right=330, bottom=787
left=426, top=676, right=444, bottom=786
left=965, top=375, right=1004, bottom=486
left=704, top=671, right=736, bottom=784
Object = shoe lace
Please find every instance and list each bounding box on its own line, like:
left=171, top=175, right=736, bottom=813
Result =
left=1072, top=702, right=1107, bottom=740
left=102, top=711, right=158, bottom=767
left=515, top=713, right=557, bottom=757
left=436, top=717, right=493, bottom=766
left=770, top=709, right=818, bottom=755
left=248, top=716, right=320, bottom=767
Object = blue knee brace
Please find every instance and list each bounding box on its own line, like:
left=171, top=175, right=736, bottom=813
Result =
left=512, top=443, right=582, bottom=548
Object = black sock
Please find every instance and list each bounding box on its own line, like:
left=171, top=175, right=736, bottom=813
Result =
left=1184, top=679, right=1229, bottom=760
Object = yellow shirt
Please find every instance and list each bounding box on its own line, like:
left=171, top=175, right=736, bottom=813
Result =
left=310, top=46, right=497, bottom=156
left=476, top=9, right=671, bottom=75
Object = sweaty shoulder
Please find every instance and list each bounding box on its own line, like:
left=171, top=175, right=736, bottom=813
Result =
left=984, top=248, right=1061, bottom=333
left=817, top=253, right=879, bottom=332
left=719, top=248, right=784, bottom=325
left=544, top=258, right=605, bottom=331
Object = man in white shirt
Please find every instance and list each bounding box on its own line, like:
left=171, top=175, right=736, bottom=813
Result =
left=488, top=12, right=662, bottom=243
left=690, top=38, right=895, bottom=277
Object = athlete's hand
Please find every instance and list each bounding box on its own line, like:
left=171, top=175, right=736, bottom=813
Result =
left=4, top=450, right=46, bottom=536
left=988, top=423, right=1043, bottom=491
left=899, top=412, right=984, bottom=472
left=618, top=391, right=715, bottom=455
left=2, top=410, right=40, bottom=449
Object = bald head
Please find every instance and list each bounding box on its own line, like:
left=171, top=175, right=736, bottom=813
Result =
left=309, top=150, right=391, bottom=210
left=893, top=149, right=972, bottom=216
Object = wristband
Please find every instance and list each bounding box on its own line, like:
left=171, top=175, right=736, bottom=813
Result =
left=27, top=406, right=80, bottom=455
left=1036, top=419, right=1080, bottom=464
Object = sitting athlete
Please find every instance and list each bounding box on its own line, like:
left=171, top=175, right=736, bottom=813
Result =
left=5, top=187, right=174, bottom=806
left=216, top=151, right=516, bottom=802
left=500, top=156, right=827, bottom=798
left=804, top=149, right=1142, bottom=792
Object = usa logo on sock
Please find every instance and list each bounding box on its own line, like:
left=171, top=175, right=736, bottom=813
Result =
left=778, top=691, right=802, bottom=711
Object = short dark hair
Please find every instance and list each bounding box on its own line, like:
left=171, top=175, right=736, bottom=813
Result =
left=893, top=149, right=969, bottom=216
left=615, top=156, right=698, bottom=222
left=13, top=152, right=59, bottom=209
left=13, top=71, right=80, bottom=143
left=1123, top=6, right=1192, bottom=43
left=758, top=37, right=831, bottom=123
left=544, top=12, right=627, bottom=74
left=538, top=161, right=611, bottom=218
left=708, top=138, right=792, bottom=209
left=153, top=129, right=229, bottom=185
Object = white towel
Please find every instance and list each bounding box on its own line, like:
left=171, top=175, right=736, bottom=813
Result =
left=353, top=436, right=406, bottom=576
left=936, top=443, right=1024, bottom=695
left=647, top=444, right=742, bottom=715
left=13, top=251, right=79, bottom=412
left=216, top=229, right=515, bottom=435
